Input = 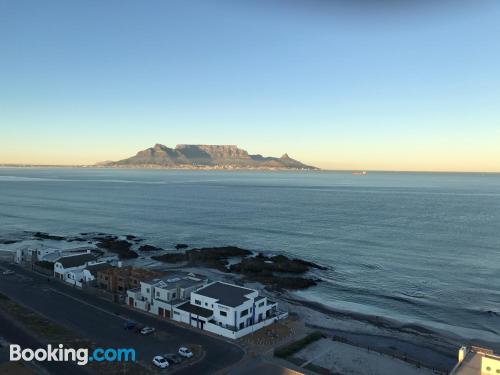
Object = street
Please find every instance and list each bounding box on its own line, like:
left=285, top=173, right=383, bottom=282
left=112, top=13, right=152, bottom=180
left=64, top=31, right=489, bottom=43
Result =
left=0, top=263, right=244, bottom=374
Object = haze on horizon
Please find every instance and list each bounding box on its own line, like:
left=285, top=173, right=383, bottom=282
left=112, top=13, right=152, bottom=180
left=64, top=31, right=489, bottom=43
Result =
left=1, top=1, right=499, bottom=172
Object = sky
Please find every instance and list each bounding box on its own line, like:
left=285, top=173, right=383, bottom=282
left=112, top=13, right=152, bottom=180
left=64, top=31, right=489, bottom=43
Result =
left=1, top=0, right=499, bottom=171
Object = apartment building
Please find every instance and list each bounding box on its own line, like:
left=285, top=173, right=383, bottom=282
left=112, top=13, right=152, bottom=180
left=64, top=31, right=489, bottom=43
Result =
left=172, top=281, right=287, bottom=339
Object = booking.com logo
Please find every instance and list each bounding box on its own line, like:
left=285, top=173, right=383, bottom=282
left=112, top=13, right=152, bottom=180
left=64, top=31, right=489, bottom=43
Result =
left=10, top=344, right=136, bottom=366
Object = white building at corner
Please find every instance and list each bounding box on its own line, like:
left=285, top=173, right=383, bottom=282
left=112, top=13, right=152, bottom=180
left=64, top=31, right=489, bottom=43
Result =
left=172, top=281, right=287, bottom=339
left=450, top=346, right=500, bottom=375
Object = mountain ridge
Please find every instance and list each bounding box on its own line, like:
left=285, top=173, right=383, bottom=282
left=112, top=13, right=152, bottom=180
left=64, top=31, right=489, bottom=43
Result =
left=101, top=144, right=318, bottom=170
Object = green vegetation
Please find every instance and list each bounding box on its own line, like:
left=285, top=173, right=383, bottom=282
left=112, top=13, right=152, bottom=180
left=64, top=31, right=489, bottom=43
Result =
left=0, top=292, right=73, bottom=342
left=0, top=293, right=152, bottom=374
left=274, top=331, right=324, bottom=358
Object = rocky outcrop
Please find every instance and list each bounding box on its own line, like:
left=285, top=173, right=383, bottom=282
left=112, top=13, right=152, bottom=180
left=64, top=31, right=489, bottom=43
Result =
left=152, top=247, right=325, bottom=290
left=102, top=144, right=317, bottom=170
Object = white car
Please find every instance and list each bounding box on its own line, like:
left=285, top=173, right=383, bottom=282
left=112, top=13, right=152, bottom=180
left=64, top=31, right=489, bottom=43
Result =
left=152, top=356, right=169, bottom=369
left=178, top=347, right=193, bottom=358
left=2, top=270, right=14, bottom=275
left=140, top=326, right=155, bottom=335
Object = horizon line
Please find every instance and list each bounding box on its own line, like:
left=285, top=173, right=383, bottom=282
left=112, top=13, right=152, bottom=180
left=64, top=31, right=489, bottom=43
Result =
left=1, top=164, right=499, bottom=174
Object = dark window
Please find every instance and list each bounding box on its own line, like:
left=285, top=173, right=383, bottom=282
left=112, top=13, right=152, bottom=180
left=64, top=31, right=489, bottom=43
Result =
left=240, top=309, right=248, bottom=317
left=220, top=311, right=227, bottom=317
left=195, top=299, right=201, bottom=305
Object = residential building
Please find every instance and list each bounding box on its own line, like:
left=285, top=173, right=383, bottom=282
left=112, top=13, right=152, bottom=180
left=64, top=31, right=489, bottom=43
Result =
left=127, top=272, right=208, bottom=318
left=97, top=266, right=161, bottom=294
left=53, top=253, right=97, bottom=282
left=16, top=246, right=96, bottom=265
left=450, top=346, right=500, bottom=375
left=172, top=281, right=287, bottom=339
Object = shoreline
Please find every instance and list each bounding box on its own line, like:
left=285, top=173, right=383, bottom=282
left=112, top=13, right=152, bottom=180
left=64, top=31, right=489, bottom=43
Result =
left=2, top=231, right=497, bottom=372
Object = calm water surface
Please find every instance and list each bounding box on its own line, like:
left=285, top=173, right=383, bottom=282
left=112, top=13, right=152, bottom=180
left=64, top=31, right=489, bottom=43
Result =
left=1, top=168, right=499, bottom=343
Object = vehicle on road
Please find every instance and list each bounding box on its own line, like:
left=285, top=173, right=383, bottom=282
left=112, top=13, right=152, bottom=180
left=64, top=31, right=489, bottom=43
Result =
left=2, top=270, right=14, bottom=275
left=163, top=353, right=183, bottom=365
left=140, top=326, right=155, bottom=335
left=123, top=320, right=136, bottom=330
left=152, top=356, right=169, bottom=369
left=134, top=323, right=145, bottom=333
left=178, top=347, right=193, bottom=358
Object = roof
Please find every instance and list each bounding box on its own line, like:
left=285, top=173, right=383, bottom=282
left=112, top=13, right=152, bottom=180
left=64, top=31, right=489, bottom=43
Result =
left=86, top=262, right=114, bottom=275
left=57, top=254, right=96, bottom=268
left=450, top=347, right=500, bottom=375
left=194, top=282, right=255, bottom=307
left=175, top=302, right=213, bottom=318
left=144, top=272, right=207, bottom=289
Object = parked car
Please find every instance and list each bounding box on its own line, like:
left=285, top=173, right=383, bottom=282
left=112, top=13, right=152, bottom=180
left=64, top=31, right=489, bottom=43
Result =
left=178, top=347, right=193, bottom=358
left=163, top=353, right=182, bottom=365
left=133, top=323, right=145, bottom=333
left=2, top=270, right=14, bottom=275
left=152, top=356, right=169, bottom=369
left=123, top=321, right=136, bottom=330
left=140, top=326, right=155, bottom=335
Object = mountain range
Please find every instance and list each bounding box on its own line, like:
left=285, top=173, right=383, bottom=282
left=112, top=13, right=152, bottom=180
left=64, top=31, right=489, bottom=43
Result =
left=101, top=144, right=317, bottom=170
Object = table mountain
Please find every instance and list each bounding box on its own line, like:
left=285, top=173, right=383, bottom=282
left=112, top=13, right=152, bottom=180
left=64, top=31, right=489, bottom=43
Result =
left=102, top=144, right=317, bottom=170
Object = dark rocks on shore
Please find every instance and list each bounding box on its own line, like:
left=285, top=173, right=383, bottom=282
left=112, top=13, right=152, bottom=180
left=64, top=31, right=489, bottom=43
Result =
left=67, top=237, right=87, bottom=242
left=152, top=252, right=186, bottom=263
left=0, top=240, right=19, bottom=244
left=175, top=243, right=189, bottom=250
left=95, top=237, right=138, bottom=259
left=152, top=246, right=322, bottom=290
left=152, top=246, right=251, bottom=271
left=138, top=244, right=163, bottom=252
left=33, top=232, right=65, bottom=241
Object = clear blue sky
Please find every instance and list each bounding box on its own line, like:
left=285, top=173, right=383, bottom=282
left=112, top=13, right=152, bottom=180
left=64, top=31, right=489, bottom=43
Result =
left=1, top=0, right=499, bottom=171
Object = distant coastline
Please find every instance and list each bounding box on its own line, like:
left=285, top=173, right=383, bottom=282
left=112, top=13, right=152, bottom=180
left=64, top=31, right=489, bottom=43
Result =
left=1, top=164, right=499, bottom=174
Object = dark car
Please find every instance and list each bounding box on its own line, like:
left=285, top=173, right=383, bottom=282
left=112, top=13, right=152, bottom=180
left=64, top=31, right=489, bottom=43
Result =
left=163, top=353, right=183, bottom=365
left=133, top=323, right=145, bottom=333
left=123, top=321, right=136, bottom=330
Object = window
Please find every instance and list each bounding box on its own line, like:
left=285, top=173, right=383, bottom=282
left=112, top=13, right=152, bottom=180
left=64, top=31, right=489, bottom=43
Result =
left=240, top=309, right=248, bottom=317
left=259, top=301, right=264, bottom=307
left=220, top=311, right=227, bottom=317
left=156, top=291, right=160, bottom=297
left=195, top=299, right=201, bottom=305
left=172, top=293, right=176, bottom=299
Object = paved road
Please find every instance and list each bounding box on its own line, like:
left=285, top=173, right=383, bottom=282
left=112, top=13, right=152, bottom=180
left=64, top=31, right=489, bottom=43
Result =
left=0, top=311, right=89, bottom=375
left=0, top=263, right=244, bottom=374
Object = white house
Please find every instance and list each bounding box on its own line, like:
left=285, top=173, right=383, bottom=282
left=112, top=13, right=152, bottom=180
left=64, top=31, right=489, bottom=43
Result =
left=53, top=252, right=98, bottom=284
left=126, top=272, right=208, bottom=318
left=172, top=281, right=288, bottom=339
left=65, top=262, right=114, bottom=287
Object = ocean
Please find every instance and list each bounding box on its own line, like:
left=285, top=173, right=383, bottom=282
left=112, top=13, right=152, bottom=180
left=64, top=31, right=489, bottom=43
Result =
left=1, top=168, right=499, bottom=344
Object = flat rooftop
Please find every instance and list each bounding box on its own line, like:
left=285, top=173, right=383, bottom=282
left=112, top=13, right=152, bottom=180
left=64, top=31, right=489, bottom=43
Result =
left=176, top=302, right=213, bottom=318
left=195, top=281, right=256, bottom=307
left=145, top=272, right=206, bottom=289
